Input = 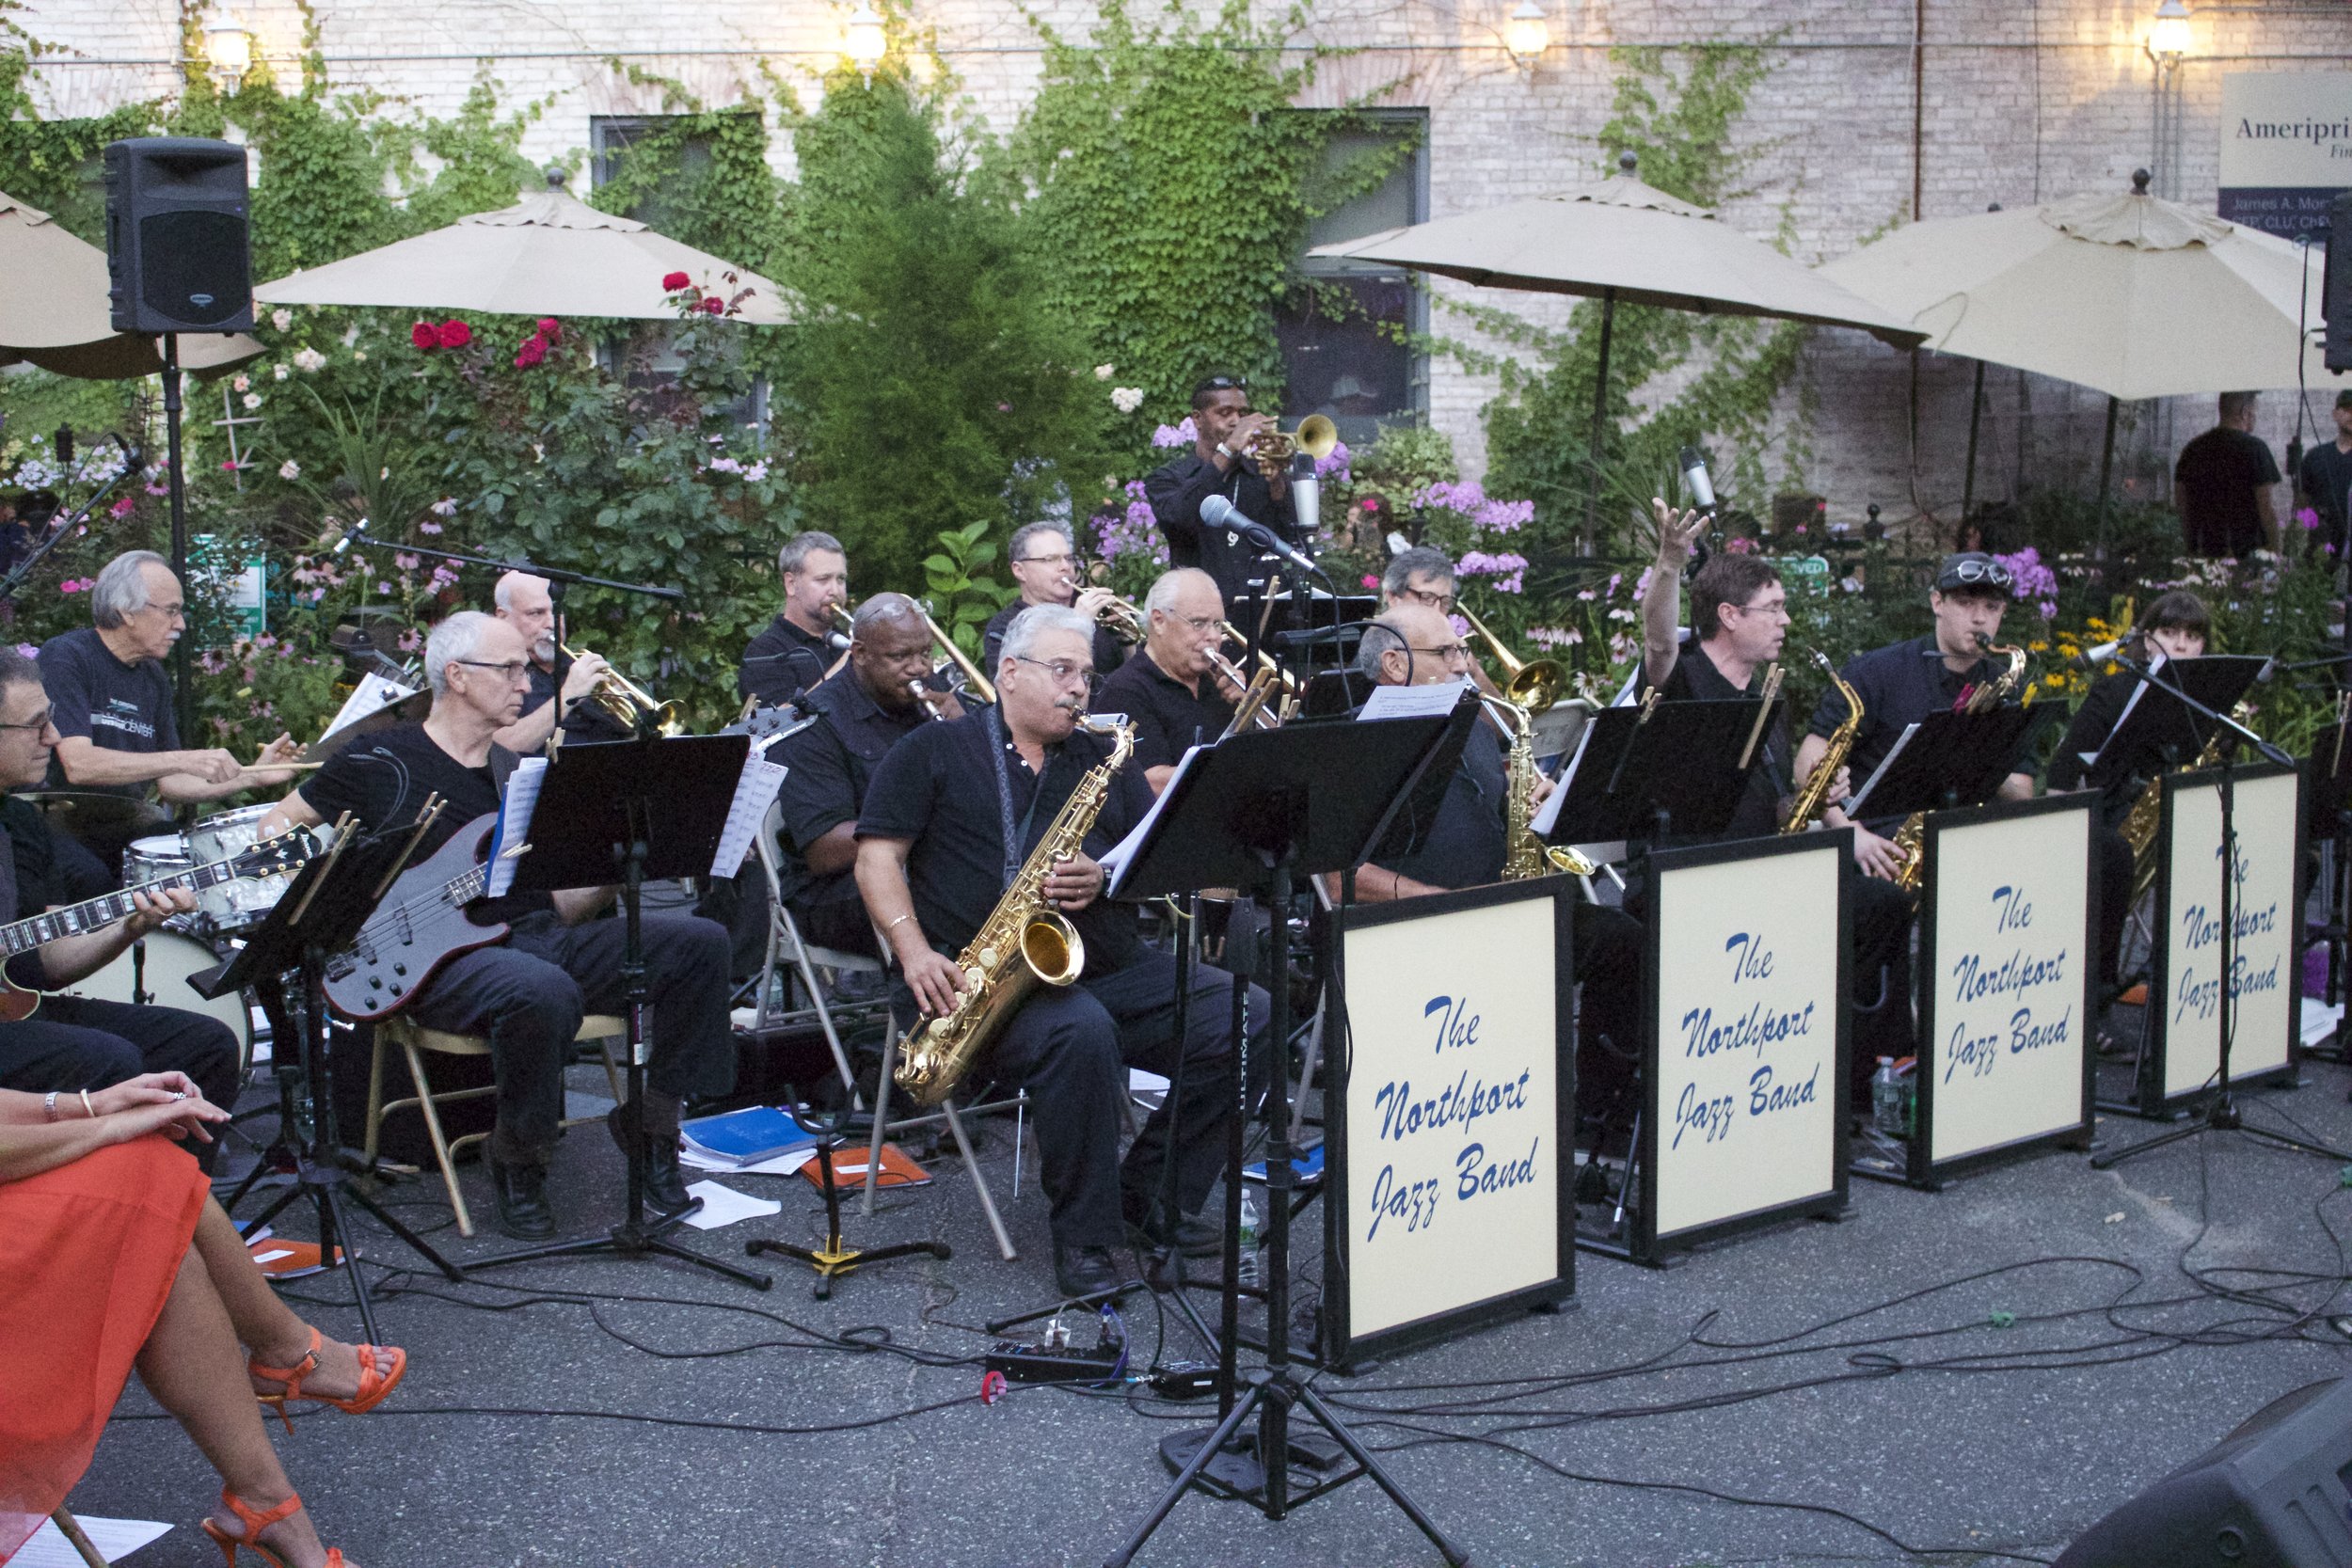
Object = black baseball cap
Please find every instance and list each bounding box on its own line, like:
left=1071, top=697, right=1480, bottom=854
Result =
left=2335, top=388, right=2352, bottom=411
left=1934, top=551, right=2012, bottom=597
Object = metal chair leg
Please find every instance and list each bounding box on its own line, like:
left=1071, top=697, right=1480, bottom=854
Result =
left=942, top=1098, right=1017, bottom=1261
left=401, top=1038, right=475, bottom=1239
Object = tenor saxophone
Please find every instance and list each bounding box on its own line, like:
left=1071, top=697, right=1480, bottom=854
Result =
left=892, top=714, right=1136, bottom=1108
left=1782, top=650, right=1860, bottom=835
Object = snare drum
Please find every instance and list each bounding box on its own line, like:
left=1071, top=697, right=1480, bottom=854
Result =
left=187, top=803, right=304, bottom=933
left=50, top=928, right=257, bottom=1069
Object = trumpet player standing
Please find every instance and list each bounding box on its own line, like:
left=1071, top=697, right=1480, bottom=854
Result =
left=1088, top=568, right=1239, bottom=794
left=738, top=531, right=851, bottom=709
left=1144, top=374, right=1305, bottom=618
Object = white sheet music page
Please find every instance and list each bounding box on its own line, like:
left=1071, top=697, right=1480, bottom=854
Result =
left=711, top=755, right=789, bottom=879
left=1529, top=717, right=1599, bottom=838
left=1358, top=678, right=1472, bottom=721
left=317, top=671, right=418, bottom=743
left=484, top=755, right=548, bottom=897
left=1843, top=722, right=1919, bottom=819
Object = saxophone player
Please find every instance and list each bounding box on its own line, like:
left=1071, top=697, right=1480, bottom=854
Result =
left=1088, top=568, right=1241, bottom=794
left=854, top=604, right=1262, bottom=1300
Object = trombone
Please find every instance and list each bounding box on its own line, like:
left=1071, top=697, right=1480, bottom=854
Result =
left=1456, top=602, right=1565, bottom=714
left=830, top=599, right=997, bottom=705
left=560, top=642, right=687, bottom=736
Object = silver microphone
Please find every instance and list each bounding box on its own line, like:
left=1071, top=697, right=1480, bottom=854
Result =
left=2069, top=638, right=2122, bottom=670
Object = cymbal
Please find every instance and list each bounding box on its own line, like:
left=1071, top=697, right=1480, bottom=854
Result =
left=16, top=788, right=156, bottom=825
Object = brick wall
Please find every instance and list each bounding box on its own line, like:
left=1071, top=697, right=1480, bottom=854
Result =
left=16, top=0, right=2350, bottom=536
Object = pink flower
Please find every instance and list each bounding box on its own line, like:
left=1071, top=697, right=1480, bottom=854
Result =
left=514, top=336, right=548, bottom=369
left=701, top=296, right=724, bottom=315
left=2298, top=507, right=2322, bottom=531
left=411, top=322, right=438, bottom=350
left=108, top=496, right=135, bottom=519
left=536, top=318, right=562, bottom=343
left=662, top=271, right=691, bottom=292
left=437, top=319, right=472, bottom=349
left=996, top=402, right=1011, bottom=412
left=420, top=519, right=444, bottom=533
left=1361, top=574, right=1379, bottom=590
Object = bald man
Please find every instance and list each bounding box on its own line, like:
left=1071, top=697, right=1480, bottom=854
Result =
left=487, top=570, right=629, bottom=752
left=1088, top=567, right=1240, bottom=793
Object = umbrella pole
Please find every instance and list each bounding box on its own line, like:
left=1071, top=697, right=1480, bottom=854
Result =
left=1583, top=288, right=1616, bottom=555
left=1962, top=360, right=1986, bottom=520
left=162, top=333, right=193, bottom=749
left=2095, top=393, right=2120, bottom=567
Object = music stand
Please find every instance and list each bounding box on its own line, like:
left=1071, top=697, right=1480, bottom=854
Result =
left=2082, top=655, right=2267, bottom=787
left=1539, top=696, right=1772, bottom=847
left=1100, top=703, right=1474, bottom=1568
left=463, top=735, right=774, bottom=1291
left=204, top=816, right=462, bottom=1344
left=1843, top=705, right=2053, bottom=826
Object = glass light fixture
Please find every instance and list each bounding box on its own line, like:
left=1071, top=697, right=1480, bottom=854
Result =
left=1504, top=2, right=1549, bottom=65
left=844, top=3, right=888, bottom=75
left=2148, top=0, right=2192, bottom=64
left=204, top=7, right=252, bottom=92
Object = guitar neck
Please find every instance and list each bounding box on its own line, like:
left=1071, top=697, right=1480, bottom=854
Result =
left=0, top=858, right=247, bottom=955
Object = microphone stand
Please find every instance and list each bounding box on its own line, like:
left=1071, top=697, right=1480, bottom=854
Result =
left=2091, top=654, right=2347, bottom=1171
left=0, top=434, right=140, bottom=606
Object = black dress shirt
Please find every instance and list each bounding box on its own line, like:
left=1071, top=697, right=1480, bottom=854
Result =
left=1089, top=651, right=1234, bottom=773
left=772, top=673, right=930, bottom=913
left=1807, top=634, right=2006, bottom=789
left=1143, top=451, right=1302, bottom=618
left=855, top=711, right=1155, bottom=976
left=738, top=614, right=834, bottom=708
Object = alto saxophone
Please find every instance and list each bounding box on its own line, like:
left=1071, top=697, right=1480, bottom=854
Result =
left=892, top=714, right=1136, bottom=1108
left=1484, top=694, right=1595, bottom=879
left=1891, top=638, right=2026, bottom=894
left=1783, top=650, right=1860, bottom=835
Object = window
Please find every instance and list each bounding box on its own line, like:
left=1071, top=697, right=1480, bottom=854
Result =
left=1279, top=111, right=1429, bottom=450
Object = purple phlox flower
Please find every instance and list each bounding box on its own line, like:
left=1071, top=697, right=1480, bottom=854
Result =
left=1313, top=440, right=1351, bottom=483
left=1992, top=546, right=2059, bottom=605
left=1151, top=418, right=1199, bottom=451
left=2297, top=507, right=2322, bottom=531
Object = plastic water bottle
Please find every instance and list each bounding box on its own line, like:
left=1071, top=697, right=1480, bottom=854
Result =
left=1870, top=1058, right=1903, bottom=1136
left=1236, top=1193, right=1262, bottom=1287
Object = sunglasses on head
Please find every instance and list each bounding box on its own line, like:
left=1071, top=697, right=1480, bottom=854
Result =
left=1945, top=559, right=2012, bottom=590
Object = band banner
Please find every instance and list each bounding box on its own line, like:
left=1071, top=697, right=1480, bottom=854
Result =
left=1912, top=795, right=2097, bottom=1185
left=2140, top=763, right=2302, bottom=1113
left=1642, top=831, right=1850, bottom=1258
left=1327, top=876, right=1576, bottom=1369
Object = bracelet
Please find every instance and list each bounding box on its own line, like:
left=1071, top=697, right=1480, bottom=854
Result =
left=80, top=1089, right=95, bottom=1119
left=43, top=1090, right=59, bottom=1122
left=885, top=912, right=917, bottom=935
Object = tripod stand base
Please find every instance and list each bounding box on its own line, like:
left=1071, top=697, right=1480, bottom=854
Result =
left=746, top=1237, right=949, bottom=1301
left=2091, top=1095, right=2352, bottom=1170
left=469, top=1205, right=776, bottom=1291
left=1157, top=1424, right=1343, bottom=1499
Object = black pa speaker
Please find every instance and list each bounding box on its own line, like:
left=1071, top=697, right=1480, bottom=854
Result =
left=103, top=136, right=253, bottom=335
left=2057, top=1378, right=2352, bottom=1567
left=2327, top=192, right=2352, bottom=376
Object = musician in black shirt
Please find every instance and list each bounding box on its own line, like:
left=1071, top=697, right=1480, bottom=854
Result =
left=0, top=646, right=238, bottom=1150
left=738, top=531, right=850, bottom=709
left=1143, top=375, right=1303, bottom=618
left=979, top=521, right=1128, bottom=678
left=1088, top=568, right=1239, bottom=792
left=772, top=594, right=963, bottom=957
left=261, top=613, right=734, bottom=1242
left=486, top=569, right=629, bottom=752
left=856, top=604, right=1257, bottom=1299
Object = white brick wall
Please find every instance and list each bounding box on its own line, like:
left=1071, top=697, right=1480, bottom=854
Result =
left=16, top=0, right=2351, bottom=533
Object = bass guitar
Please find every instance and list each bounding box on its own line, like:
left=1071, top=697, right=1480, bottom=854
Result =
left=322, top=813, right=522, bottom=1022
left=0, top=830, right=317, bottom=1022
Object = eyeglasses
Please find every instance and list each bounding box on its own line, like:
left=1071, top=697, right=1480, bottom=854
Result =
left=1397, top=585, right=1458, bottom=613
left=1727, top=596, right=1788, bottom=617
left=1411, top=643, right=1476, bottom=664
left=454, top=658, right=532, bottom=680
left=1013, top=656, right=1094, bottom=686
left=1018, top=552, right=1076, bottom=567
left=0, top=705, right=56, bottom=733
left=1159, top=613, right=1219, bottom=635
left=1942, top=559, right=2013, bottom=590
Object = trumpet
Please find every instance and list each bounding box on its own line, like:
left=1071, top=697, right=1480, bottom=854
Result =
left=560, top=642, right=686, bottom=736
left=1457, top=602, right=1565, bottom=714
left=1081, top=588, right=1148, bottom=645
left=1237, top=413, right=1339, bottom=479
left=1216, top=621, right=1301, bottom=697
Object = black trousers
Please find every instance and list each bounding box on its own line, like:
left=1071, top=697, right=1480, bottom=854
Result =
left=0, top=993, right=240, bottom=1166
left=908, top=949, right=1264, bottom=1252
left=407, top=910, right=735, bottom=1166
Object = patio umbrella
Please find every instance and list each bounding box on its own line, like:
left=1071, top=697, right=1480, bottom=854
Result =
left=1818, top=170, right=2335, bottom=500
left=1309, top=152, right=1926, bottom=543
left=0, top=191, right=263, bottom=380
left=254, top=169, right=791, bottom=325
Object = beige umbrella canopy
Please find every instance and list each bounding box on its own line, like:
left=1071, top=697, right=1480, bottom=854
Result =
left=1310, top=153, right=1926, bottom=538
left=254, top=169, right=790, bottom=325
left=1817, top=170, right=2332, bottom=404
left=0, top=191, right=263, bottom=379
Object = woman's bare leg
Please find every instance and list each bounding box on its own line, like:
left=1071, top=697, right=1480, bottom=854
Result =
left=187, top=1197, right=396, bottom=1401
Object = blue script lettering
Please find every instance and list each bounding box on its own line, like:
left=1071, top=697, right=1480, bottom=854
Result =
left=1672, top=1081, right=1736, bottom=1150
left=1991, top=884, right=2032, bottom=933
left=1680, top=1000, right=1818, bottom=1061
left=1724, top=931, right=1775, bottom=984
left=1423, top=993, right=1481, bottom=1054
left=1945, top=1019, right=2000, bottom=1082
left=1455, top=1137, right=1541, bottom=1200
left=1365, top=1164, right=1441, bottom=1243
left=2010, top=1005, right=2070, bottom=1055
left=1749, top=1063, right=1820, bottom=1117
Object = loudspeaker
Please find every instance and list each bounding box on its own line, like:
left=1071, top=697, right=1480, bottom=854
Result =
left=2056, top=1378, right=2352, bottom=1567
left=103, top=136, right=253, bottom=336
left=2327, top=193, right=2352, bottom=376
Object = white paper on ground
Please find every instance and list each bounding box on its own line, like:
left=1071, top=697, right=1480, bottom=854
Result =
left=2301, top=997, right=2344, bottom=1048
left=679, top=1144, right=818, bottom=1177
left=14, top=1515, right=171, bottom=1565
left=679, top=1179, right=785, bottom=1230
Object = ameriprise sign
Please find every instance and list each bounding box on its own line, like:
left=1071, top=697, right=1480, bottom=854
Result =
left=2217, top=73, right=2350, bottom=239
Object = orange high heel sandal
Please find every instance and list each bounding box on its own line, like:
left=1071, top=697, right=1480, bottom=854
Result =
left=247, top=1326, right=406, bottom=1433
left=199, top=1489, right=344, bottom=1568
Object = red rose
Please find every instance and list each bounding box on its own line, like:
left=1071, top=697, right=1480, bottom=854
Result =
left=661, top=271, right=691, bottom=292
left=514, top=336, right=548, bottom=369
left=535, top=317, right=562, bottom=344
left=410, top=322, right=437, bottom=350
left=700, top=295, right=724, bottom=315
left=437, top=319, right=472, bottom=349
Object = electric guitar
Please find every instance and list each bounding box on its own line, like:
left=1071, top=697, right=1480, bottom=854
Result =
left=322, top=813, right=521, bottom=1022
left=0, top=831, right=318, bottom=1022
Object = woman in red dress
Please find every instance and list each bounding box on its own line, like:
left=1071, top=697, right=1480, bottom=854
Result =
left=1, top=1073, right=402, bottom=1567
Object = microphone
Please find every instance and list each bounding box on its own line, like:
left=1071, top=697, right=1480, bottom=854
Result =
left=2068, top=639, right=2123, bottom=670
left=319, top=515, right=371, bottom=555
left=1678, top=445, right=1717, bottom=513
left=1200, top=495, right=1331, bottom=586
left=826, top=631, right=851, bottom=653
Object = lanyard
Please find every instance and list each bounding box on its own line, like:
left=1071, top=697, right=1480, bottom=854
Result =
left=982, top=705, right=1054, bottom=887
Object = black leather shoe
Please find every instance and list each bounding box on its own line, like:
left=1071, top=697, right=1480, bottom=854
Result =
left=608, top=1103, right=694, bottom=1216
left=1053, top=1243, right=1123, bottom=1299
left=486, top=1156, right=556, bottom=1241
left=1126, top=1213, right=1222, bottom=1259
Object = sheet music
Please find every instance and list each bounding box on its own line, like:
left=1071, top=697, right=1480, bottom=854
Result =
left=2085, top=652, right=2162, bottom=773
left=1529, top=717, right=1599, bottom=837
left=1843, top=722, right=1919, bottom=819
left=1359, top=678, right=1472, bottom=721
left=318, top=671, right=418, bottom=742
left=710, top=755, right=788, bottom=879
left=1100, top=744, right=1204, bottom=897
left=484, top=755, right=548, bottom=897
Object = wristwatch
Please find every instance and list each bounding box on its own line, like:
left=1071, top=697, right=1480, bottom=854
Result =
left=1214, top=442, right=1236, bottom=460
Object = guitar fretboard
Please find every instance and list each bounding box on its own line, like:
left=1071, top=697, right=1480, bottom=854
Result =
left=0, top=860, right=248, bottom=955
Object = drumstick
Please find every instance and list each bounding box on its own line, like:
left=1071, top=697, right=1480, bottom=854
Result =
left=237, top=761, right=326, bottom=775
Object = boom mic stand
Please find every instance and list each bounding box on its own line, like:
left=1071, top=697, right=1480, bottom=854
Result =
left=2092, top=656, right=2350, bottom=1172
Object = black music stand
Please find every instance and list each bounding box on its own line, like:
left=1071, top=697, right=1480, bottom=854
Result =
left=205, top=816, right=462, bottom=1344
left=463, top=735, right=774, bottom=1291
left=1542, top=695, right=1772, bottom=846
left=2090, top=659, right=2349, bottom=1170
left=1101, top=702, right=1474, bottom=1568
left=1843, top=705, right=2053, bottom=827
left=2081, top=655, right=2267, bottom=787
